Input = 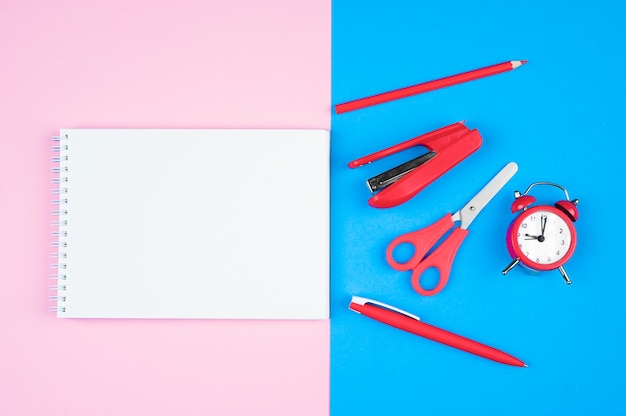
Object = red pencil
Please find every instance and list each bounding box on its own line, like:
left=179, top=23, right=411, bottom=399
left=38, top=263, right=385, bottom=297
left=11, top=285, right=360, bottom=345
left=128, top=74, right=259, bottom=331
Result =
left=335, top=60, right=527, bottom=114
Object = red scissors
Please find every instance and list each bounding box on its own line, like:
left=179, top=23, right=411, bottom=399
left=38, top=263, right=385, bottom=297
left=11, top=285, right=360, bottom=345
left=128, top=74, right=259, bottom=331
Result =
left=386, top=162, right=518, bottom=296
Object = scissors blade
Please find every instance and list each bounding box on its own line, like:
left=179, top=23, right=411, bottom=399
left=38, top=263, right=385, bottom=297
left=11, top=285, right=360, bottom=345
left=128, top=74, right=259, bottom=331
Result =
left=456, top=162, right=518, bottom=229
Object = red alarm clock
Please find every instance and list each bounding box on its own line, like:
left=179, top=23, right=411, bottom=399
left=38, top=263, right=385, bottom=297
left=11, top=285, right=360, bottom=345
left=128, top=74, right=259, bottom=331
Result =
left=502, top=182, right=579, bottom=284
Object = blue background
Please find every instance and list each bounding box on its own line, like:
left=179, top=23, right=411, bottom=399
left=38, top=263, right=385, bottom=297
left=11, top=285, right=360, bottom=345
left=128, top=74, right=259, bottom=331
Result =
left=331, top=1, right=625, bottom=415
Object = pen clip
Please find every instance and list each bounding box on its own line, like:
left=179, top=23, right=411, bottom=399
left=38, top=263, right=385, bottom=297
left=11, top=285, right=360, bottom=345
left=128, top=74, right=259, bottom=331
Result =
left=350, top=296, right=420, bottom=321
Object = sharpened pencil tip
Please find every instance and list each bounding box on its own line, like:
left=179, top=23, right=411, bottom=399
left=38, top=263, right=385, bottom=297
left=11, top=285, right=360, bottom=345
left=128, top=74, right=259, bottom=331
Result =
left=521, top=60, right=528, bottom=65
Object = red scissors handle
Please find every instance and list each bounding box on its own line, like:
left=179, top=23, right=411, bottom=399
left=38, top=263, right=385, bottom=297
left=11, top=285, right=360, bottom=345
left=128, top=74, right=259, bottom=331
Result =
left=409, top=227, right=468, bottom=295
left=386, top=214, right=469, bottom=296
left=386, top=214, right=455, bottom=271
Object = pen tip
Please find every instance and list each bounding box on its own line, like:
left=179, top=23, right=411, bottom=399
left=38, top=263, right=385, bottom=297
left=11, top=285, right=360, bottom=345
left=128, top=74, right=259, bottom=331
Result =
left=523, top=364, right=528, bottom=368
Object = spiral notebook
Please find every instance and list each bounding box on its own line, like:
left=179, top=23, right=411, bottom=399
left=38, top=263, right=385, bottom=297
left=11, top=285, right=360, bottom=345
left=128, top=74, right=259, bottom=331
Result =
left=51, top=129, right=329, bottom=319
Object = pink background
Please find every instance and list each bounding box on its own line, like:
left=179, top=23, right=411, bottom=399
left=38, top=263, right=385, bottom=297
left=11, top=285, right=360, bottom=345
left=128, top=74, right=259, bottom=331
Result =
left=0, top=1, right=330, bottom=415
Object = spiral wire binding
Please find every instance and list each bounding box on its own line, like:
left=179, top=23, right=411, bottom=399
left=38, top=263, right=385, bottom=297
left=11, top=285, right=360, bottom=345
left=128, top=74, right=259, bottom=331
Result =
left=50, top=135, right=68, bottom=314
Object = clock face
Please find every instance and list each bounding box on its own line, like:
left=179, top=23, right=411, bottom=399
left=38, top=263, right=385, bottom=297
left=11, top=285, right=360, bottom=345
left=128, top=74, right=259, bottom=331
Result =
left=509, top=206, right=577, bottom=270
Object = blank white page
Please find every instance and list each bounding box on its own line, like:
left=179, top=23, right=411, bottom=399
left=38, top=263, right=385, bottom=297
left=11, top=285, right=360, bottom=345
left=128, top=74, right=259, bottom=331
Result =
left=54, top=129, right=329, bottom=319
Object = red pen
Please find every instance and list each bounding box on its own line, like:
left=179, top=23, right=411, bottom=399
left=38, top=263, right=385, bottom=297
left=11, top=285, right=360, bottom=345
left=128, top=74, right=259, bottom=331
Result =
left=335, top=60, right=527, bottom=114
left=349, top=296, right=526, bottom=367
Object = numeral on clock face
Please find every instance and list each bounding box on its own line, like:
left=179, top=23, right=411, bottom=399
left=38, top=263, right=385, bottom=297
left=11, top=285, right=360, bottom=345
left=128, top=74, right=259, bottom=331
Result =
left=516, top=211, right=572, bottom=265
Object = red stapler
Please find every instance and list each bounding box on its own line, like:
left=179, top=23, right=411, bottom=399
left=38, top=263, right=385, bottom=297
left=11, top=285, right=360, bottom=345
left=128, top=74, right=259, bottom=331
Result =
left=348, top=122, right=482, bottom=208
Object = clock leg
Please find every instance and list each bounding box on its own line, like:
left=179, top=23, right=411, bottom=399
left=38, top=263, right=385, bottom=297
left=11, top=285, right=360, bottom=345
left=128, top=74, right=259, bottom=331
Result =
left=558, top=266, right=572, bottom=285
left=502, top=258, right=520, bottom=275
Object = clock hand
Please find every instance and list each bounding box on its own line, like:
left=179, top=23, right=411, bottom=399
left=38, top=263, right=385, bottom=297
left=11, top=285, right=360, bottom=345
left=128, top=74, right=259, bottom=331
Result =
left=540, top=215, right=547, bottom=238
left=524, top=234, right=540, bottom=240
